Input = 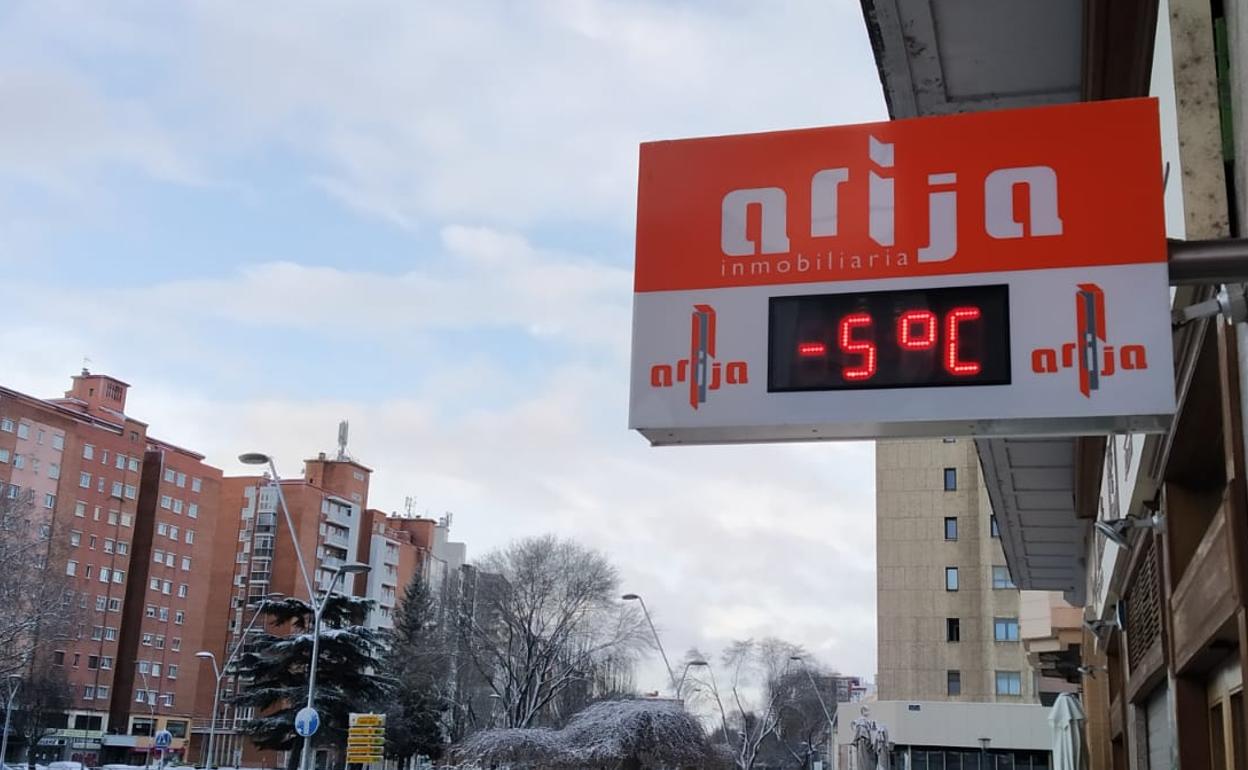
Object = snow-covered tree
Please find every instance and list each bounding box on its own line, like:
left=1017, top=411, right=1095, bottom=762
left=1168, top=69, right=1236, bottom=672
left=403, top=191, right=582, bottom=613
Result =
left=383, top=572, right=449, bottom=762
left=233, top=595, right=390, bottom=770
left=455, top=698, right=727, bottom=770
left=460, top=535, right=649, bottom=729
left=12, top=657, right=73, bottom=770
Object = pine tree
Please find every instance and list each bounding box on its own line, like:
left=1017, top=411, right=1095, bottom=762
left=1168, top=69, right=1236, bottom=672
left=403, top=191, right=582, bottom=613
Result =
left=233, top=595, right=390, bottom=770
left=384, top=572, right=449, bottom=762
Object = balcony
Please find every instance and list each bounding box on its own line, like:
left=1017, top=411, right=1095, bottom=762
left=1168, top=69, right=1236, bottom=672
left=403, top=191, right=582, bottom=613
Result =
left=324, top=528, right=351, bottom=548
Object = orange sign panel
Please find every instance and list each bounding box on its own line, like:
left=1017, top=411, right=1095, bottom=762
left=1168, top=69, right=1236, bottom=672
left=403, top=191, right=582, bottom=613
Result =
left=635, top=98, right=1165, bottom=293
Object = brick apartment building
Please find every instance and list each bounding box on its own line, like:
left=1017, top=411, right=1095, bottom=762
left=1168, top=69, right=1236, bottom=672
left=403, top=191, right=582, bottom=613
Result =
left=0, top=372, right=468, bottom=769
left=0, top=372, right=226, bottom=765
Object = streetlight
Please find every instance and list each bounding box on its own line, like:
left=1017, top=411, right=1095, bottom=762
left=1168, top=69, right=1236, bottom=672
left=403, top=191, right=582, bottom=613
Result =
left=1, top=675, right=20, bottom=768
left=137, top=665, right=158, bottom=769
left=620, top=593, right=676, bottom=695
left=299, top=562, right=370, bottom=770
left=676, top=660, right=708, bottom=699
left=237, top=454, right=315, bottom=599
left=790, top=655, right=836, bottom=770
left=239, top=453, right=369, bottom=770
left=196, top=593, right=284, bottom=770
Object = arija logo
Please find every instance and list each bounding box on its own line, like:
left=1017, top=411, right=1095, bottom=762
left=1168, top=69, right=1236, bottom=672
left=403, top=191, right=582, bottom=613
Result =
left=1030, top=283, right=1149, bottom=398
left=649, top=304, right=748, bottom=410
left=719, top=135, right=1062, bottom=277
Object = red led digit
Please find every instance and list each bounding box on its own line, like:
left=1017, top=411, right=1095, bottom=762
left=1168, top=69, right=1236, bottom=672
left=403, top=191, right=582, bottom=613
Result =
left=838, top=312, right=877, bottom=381
left=897, top=309, right=937, bottom=350
left=797, top=342, right=827, bottom=357
left=944, top=306, right=982, bottom=376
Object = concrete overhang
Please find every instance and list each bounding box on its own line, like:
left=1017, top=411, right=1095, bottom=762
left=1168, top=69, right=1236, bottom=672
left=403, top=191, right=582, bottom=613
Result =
left=859, top=0, right=1158, bottom=601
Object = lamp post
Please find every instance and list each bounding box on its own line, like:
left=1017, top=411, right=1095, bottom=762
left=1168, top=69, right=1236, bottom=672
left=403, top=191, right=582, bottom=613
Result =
left=620, top=593, right=676, bottom=695
left=137, top=666, right=158, bottom=769
left=1, top=675, right=20, bottom=768
left=790, top=655, right=836, bottom=770
left=240, top=454, right=370, bottom=770
left=676, top=660, right=708, bottom=700
left=196, top=593, right=283, bottom=770
left=300, top=562, right=370, bottom=770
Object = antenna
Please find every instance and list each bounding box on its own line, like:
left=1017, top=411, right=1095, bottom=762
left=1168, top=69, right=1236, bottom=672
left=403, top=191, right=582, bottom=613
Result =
left=336, top=420, right=349, bottom=461
left=404, top=497, right=416, bottom=517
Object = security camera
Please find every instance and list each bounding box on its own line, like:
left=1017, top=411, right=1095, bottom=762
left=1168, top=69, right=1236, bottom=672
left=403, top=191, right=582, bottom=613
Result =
left=1093, top=514, right=1163, bottom=547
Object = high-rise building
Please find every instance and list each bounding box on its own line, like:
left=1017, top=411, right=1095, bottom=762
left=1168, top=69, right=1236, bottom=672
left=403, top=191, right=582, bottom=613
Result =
left=0, top=372, right=225, bottom=765
left=875, top=438, right=1036, bottom=702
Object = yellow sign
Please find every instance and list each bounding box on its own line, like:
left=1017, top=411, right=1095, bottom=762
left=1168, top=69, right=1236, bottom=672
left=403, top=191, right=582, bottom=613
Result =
left=349, top=713, right=385, bottom=728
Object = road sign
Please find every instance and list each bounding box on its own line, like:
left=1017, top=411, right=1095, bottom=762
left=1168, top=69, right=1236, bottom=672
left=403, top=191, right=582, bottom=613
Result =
left=153, top=731, right=172, bottom=749
left=294, top=707, right=320, bottom=738
left=629, top=97, right=1174, bottom=444
left=346, top=713, right=385, bottom=763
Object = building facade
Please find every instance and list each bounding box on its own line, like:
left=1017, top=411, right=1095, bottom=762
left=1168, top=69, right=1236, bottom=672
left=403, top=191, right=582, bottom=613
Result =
left=876, top=438, right=1036, bottom=704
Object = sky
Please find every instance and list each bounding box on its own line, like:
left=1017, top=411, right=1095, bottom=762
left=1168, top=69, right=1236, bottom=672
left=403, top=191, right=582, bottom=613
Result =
left=0, top=1, right=887, bottom=687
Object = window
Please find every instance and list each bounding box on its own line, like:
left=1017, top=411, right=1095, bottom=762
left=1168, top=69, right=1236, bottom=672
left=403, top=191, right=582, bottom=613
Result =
left=174, top=610, right=184, bottom=625
left=115, top=454, right=125, bottom=470
left=99, top=568, right=111, bottom=583
left=138, top=661, right=150, bottom=674
left=943, top=517, right=958, bottom=540
left=188, top=503, right=198, bottom=518
left=192, top=477, right=202, bottom=493
left=0, top=449, right=8, bottom=463
left=117, top=541, right=129, bottom=555
left=176, top=473, right=186, bottom=488
left=946, top=618, right=961, bottom=642
left=52, top=434, right=64, bottom=450
left=943, top=467, right=957, bottom=491
left=0, top=418, right=12, bottom=432
left=36, top=429, right=44, bottom=445
left=107, top=509, right=118, bottom=525
left=154, top=635, right=165, bottom=649
left=99, top=656, right=112, bottom=670
left=103, top=538, right=114, bottom=554
left=945, top=567, right=959, bottom=591
left=96, top=685, right=109, bottom=700
left=181, top=557, right=191, bottom=571
left=141, top=633, right=153, bottom=646
left=48, top=463, right=60, bottom=480
left=87, top=655, right=99, bottom=670
left=172, top=499, right=183, bottom=514
left=161, top=693, right=174, bottom=707
left=992, top=566, right=1016, bottom=589
left=164, top=468, right=176, bottom=483
left=124, top=485, right=136, bottom=499
left=153, top=549, right=164, bottom=563
left=105, top=627, right=117, bottom=641
left=79, top=472, right=92, bottom=489
left=108, top=597, right=121, bottom=611
left=111, top=481, right=123, bottom=498
left=171, top=638, right=181, bottom=652
left=160, top=495, right=172, bottom=510
left=991, top=515, right=1000, bottom=538
left=159, top=607, right=169, bottom=621
left=994, top=617, right=1020, bottom=642
left=162, top=580, right=172, bottom=594
left=12, top=454, right=23, bottom=470
left=947, top=670, right=961, bottom=696
left=84, top=564, right=94, bottom=579
left=88, top=535, right=97, bottom=549
left=96, top=595, right=107, bottom=611
left=91, top=626, right=103, bottom=640
left=995, top=671, right=1022, bottom=696
left=66, top=560, right=78, bottom=577
left=113, top=569, right=123, bottom=584
left=53, top=650, right=65, bottom=665
left=135, top=689, right=147, bottom=704
left=146, top=605, right=157, bottom=618
left=149, top=578, right=161, bottom=591
left=157, top=523, right=168, bottom=536
left=128, top=457, right=139, bottom=473
left=184, top=530, right=194, bottom=544
left=121, top=513, right=132, bottom=527
left=164, top=552, right=174, bottom=567
left=16, top=423, right=29, bottom=440
left=177, top=583, right=188, bottom=598
left=84, top=685, right=95, bottom=701
left=70, top=531, right=81, bottom=547
left=44, top=493, right=56, bottom=509
left=151, top=662, right=161, bottom=678
left=167, top=664, right=178, bottom=679
left=169, top=525, right=179, bottom=540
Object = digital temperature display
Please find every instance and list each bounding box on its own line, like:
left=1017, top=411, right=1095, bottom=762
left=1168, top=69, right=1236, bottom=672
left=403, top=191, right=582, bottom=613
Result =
left=768, top=285, right=1011, bottom=391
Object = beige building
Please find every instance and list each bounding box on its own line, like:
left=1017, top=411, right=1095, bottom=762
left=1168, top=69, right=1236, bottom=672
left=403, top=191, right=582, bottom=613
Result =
left=876, top=438, right=1036, bottom=703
